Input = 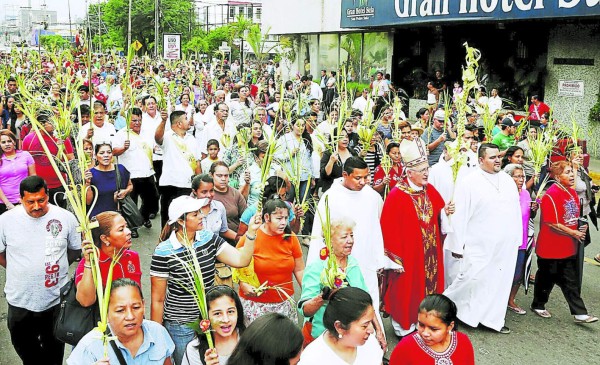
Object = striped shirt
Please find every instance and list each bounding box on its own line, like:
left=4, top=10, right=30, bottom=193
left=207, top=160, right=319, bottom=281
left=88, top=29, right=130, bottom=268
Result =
left=150, top=230, right=226, bottom=323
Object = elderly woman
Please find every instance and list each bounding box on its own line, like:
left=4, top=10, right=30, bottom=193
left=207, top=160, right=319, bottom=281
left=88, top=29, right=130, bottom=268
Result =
left=299, top=218, right=386, bottom=349
left=503, top=164, right=537, bottom=315
left=236, top=199, right=304, bottom=324
left=530, top=161, right=597, bottom=323
left=68, top=279, right=175, bottom=365
left=299, top=287, right=384, bottom=365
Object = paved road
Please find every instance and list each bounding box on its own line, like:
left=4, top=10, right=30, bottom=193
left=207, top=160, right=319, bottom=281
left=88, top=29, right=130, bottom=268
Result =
left=1, top=199, right=599, bottom=364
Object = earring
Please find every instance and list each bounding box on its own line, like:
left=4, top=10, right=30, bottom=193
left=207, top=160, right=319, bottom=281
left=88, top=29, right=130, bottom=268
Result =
left=338, top=333, right=343, bottom=339
left=105, top=242, right=110, bottom=247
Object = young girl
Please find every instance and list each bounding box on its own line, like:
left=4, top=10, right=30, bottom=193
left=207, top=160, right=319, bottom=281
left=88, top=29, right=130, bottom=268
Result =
left=390, top=294, right=475, bottom=365
left=182, top=286, right=246, bottom=365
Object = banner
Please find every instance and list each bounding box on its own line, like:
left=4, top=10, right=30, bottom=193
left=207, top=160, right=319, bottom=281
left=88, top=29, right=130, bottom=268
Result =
left=341, top=0, right=600, bottom=28
left=163, top=33, right=181, bottom=60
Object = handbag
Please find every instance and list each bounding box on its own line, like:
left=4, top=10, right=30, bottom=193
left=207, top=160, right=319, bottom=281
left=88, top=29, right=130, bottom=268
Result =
left=115, top=162, right=144, bottom=229
left=107, top=327, right=128, bottom=365
left=54, top=277, right=100, bottom=346
left=301, top=318, right=315, bottom=348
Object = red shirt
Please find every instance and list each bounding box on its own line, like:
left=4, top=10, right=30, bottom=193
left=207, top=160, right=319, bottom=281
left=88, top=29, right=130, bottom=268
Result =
left=528, top=101, right=550, bottom=121
left=373, top=163, right=403, bottom=193
left=75, top=249, right=142, bottom=287
left=22, top=132, right=74, bottom=188
left=537, top=183, right=580, bottom=259
left=390, top=331, right=475, bottom=365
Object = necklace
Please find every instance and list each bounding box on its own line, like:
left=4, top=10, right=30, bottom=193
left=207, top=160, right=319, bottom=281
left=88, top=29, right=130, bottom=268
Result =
left=479, top=170, right=500, bottom=192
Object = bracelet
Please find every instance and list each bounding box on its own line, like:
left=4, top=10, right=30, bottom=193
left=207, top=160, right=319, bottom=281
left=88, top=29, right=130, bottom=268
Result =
left=246, top=233, right=257, bottom=241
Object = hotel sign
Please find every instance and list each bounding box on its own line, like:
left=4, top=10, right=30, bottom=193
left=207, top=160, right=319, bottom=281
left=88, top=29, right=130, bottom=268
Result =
left=341, top=0, right=600, bottom=27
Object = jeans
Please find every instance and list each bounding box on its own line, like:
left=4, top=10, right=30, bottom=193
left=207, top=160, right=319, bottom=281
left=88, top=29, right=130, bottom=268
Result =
left=164, top=320, right=196, bottom=365
left=7, top=304, right=64, bottom=365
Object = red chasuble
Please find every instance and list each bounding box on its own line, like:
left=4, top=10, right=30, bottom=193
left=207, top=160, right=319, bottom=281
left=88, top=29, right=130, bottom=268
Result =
left=380, top=179, right=445, bottom=329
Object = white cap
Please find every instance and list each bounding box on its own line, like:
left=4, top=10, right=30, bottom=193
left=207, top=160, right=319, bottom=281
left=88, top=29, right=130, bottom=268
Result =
left=433, top=110, right=446, bottom=121
left=167, top=196, right=208, bottom=225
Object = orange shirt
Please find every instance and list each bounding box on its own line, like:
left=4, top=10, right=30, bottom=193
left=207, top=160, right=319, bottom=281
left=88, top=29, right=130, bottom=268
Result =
left=237, top=229, right=302, bottom=303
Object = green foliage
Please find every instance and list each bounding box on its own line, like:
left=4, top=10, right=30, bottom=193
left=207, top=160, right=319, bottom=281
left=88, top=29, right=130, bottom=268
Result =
left=88, top=0, right=195, bottom=53
left=589, top=92, right=600, bottom=125
left=39, top=35, right=69, bottom=50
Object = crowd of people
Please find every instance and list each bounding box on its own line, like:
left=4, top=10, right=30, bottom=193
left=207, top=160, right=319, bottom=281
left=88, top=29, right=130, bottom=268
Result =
left=0, top=49, right=598, bottom=365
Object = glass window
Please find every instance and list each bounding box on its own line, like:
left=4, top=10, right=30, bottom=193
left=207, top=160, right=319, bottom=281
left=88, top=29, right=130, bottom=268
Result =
left=247, top=7, right=253, bottom=19
left=341, top=33, right=362, bottom=82
left=362, top=32, right=388, bottom=82
left=256, top=8, right=262, bottom=21
left=319, top=34, right=339, bottom=74
left=229, top=6, right=235, bottom=19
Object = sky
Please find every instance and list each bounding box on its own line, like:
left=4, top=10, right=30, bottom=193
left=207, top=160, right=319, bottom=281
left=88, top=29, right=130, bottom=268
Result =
left=0, top=0, right=88, bottom=23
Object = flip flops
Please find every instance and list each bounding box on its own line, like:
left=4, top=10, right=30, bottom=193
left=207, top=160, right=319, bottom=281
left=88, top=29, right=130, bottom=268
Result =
left=574, top=315, right=598, bottom=324
left=594, top=254, right=600, bottom=264
left=530, top=306, right=552, bottom=318
left=508, top=305, right=527, bottom=315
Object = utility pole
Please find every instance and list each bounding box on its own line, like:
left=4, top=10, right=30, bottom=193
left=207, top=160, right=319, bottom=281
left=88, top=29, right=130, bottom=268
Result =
left=98, top=5, right=102, bottom=53
left=127, top=0, right=132, bottom=50
left=155, top=0, right=159, bottom=58
left=68, top=0, right=73, bottom=42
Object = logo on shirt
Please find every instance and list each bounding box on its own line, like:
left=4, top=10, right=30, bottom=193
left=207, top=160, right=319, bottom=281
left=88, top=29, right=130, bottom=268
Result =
left=128, top=260, right=135, bottom=273
left=46, top=219, right=63, bottom=238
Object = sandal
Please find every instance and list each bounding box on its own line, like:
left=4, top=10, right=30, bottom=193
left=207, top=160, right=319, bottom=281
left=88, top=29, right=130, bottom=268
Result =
left=594, top=254, right=600, bottom=264
left=508, top=305, right=526, bottom=315
left=574, top=315, right=598, bottom=324
left=530, top=306, right=551, bottom=318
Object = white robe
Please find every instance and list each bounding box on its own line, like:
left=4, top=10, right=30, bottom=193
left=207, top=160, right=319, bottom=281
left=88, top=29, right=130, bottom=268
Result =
left=443, top=168, right=521, bottom=331
left=307, top=179, right=386, bottom=310
left=428, top=155, right=476, bottom=287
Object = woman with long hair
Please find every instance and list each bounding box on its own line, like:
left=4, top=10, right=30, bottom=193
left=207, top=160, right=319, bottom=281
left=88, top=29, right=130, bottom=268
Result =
left=182, top=286, right=246, bottom=365
left=85, top=142, right=134, bottom=220
left=390, top=294, right=475, bottom=364
left=501, top=146, right=536, bottom=190
left=236, top=199, right=305, bottom=324
left=0, top=130, right=36, bottom=214
left=320, top=127, right=357, bottom=193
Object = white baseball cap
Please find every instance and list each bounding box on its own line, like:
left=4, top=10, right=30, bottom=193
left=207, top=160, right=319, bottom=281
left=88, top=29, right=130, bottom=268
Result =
left=167, top=196, right=208, bottom=225
left=433, top=110, right=446, bottom=120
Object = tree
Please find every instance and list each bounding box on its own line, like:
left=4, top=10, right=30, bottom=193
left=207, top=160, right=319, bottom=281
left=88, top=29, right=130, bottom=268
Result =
left=40, top=35, right=69, bottom=50
left=246, top=25, right=278, bottom=67
left=87, top=0, right=195, bottom=54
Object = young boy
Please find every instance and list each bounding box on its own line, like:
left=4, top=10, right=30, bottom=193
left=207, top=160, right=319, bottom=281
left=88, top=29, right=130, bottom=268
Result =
left=201, top=139, right=220, bottom=173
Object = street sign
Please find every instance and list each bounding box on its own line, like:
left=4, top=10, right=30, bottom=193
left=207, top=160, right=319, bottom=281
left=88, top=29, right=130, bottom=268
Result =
left=218, top=46, right=231, bottom=53
left=132, top=40, right=142, bottom=52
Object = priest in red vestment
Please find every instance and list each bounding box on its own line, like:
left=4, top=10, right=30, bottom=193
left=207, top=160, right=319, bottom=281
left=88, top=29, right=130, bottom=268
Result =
left=380, top=138, right=452, bottom=336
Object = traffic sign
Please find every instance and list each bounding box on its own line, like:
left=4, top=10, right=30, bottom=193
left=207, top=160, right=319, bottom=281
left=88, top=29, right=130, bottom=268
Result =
left=132, top=40, right=142, bottom=52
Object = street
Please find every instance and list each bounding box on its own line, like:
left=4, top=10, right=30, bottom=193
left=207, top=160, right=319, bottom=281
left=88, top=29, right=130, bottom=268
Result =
left=0, top=190, right=599, bottom=364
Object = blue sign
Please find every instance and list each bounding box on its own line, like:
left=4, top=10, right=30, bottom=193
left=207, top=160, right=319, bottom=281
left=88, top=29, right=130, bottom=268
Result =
left=341, top=0, right=600, bottom=28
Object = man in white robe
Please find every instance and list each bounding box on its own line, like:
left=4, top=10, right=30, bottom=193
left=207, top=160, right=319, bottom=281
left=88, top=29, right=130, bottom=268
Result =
left=443, top=143, right=522, bottom=334
left=429, top=130, right=478, bottom=287
left=307, top=156, right=388, bottom=313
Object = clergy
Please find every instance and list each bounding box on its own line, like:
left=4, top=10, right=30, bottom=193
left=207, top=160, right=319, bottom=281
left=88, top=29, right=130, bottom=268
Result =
left=380, top=138, right=450, bottom=336
left=443, top=143, right=522, bottom=334
left=307, top=156, right=386, bottom=314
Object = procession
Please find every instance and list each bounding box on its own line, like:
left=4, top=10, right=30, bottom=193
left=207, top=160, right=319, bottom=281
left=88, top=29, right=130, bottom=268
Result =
left=1, top=1, right=600, bottom=364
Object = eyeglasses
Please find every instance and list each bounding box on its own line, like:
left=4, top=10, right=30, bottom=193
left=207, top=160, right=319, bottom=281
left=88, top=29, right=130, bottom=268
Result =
left=410, top=166, right=429, bottom=174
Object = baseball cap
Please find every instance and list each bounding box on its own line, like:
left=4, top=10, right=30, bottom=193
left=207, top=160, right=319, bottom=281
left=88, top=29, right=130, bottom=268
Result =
left=167, top=196, right=208, bottom=225
left=433, top=110, right=445, bottom=120
left=501, top=117, right=515, bottom=126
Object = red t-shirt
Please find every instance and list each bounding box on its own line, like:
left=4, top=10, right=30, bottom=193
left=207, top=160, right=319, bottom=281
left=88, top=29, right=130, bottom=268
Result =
left=373, top=163, right=403, bottom=192
left=536, top=184, right=580, bottom=259
left=22, top=132, right=74, bottom=188
left=75, top=249, right=142, bottom=287
left=237, top=229, right=302, bottom=303
left=390, top=331, right=475, bottom=365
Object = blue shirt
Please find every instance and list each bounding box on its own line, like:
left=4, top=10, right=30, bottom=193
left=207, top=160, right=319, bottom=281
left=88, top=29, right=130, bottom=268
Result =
left=241, top=201, right=296, bottom=226
left=67, top=320, right=175, bottom=365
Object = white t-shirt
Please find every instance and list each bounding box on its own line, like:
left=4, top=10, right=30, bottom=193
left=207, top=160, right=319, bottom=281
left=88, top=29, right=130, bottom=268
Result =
left=159, top=131, right=201, bottom=188
left=0, top=205, right=82, bottom=311
left=112, top=129, right=155, bottom=179
left=199, top=120, right=236, bottom=157
left=372, top=79, right=389, bottom=96
left=299, top=333, right=383, bottom=365
left=78, top=121, right=116, bottom=147
left=141, top=112, right=164, bottom=161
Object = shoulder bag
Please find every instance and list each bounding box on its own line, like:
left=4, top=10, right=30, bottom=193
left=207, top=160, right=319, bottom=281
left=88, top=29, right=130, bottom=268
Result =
left=115, top=162, right=144, bottom=229
left=53, top=277, right=100, bottom=346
